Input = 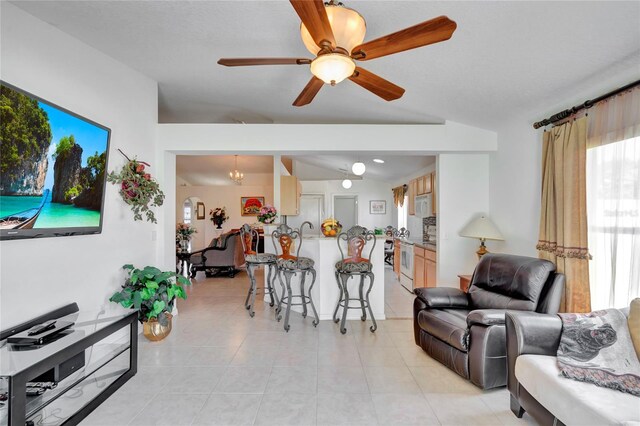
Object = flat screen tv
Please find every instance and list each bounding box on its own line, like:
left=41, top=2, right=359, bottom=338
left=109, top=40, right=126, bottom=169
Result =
left=0, top=81, right=110, bottom=240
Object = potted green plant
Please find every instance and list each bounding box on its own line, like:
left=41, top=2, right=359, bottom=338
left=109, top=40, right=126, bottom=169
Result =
left=109, top=264, right=191, bottom=341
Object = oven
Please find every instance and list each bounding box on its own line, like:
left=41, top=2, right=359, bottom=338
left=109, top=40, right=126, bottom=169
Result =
left=399, top=241, right=414, bottom=291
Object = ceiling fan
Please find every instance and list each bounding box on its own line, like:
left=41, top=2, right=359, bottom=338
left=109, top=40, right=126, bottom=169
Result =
left=218, top=0, right=457, bottom=107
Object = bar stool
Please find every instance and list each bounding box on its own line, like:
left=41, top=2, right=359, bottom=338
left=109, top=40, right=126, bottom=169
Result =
left=240, top=224, right=278, bottom=318
left=396, top=227, right=410, bottom=238
left=384, top=226, right=396, bottom=266
left=272, top=222, right=319, bottom=332
left=333, top=226, right=377, bottom=334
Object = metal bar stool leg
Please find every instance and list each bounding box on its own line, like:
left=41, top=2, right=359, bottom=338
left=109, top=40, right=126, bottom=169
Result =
left=307, top=268, right=319, bottom=327
left=276, top=269, right=285, bottom=320
left=358, top=274, right=367, bottom=321
left=246, top=263, right=258, bottom=317
left=283, top=270, right=294, bottom=332
left=365, top=272, right=377, bottom=332
left=339, top=273, right=350, bottom=335
left=300, top=271, right=308, bottom=318
left=333, top=270, right=343, bottom=324
left=266, top=263, right=275, bottom=307
left=244, top=265, right=253, bottom=310
left=268, top=263, right=279, bottom=309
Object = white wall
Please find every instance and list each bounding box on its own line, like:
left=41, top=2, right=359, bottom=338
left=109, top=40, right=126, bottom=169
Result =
left=437, top=154, right=491, bottom=286
left=299, top=179, right=394, bottom=231
left=0, top=3, right=158, bottom=328
left=176, top=181, right=274, bottom=247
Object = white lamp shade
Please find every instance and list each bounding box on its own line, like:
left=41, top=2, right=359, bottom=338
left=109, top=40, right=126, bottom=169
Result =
left=310, top=54, right=356, bottom=85
left=459, top=215, right=504, bottom=241
left=351, top=162, right=366, bottom=176
left=301, top=4, right=366, bottom=55
left=341, top=179, right=353, bottom=189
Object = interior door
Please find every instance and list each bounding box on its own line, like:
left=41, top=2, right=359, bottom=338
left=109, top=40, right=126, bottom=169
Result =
left=333, top=195, right=358, bottom=230
left=287, top=194, right=324, bottom=234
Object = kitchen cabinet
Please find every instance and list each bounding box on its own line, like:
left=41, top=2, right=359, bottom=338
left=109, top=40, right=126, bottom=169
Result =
left=408, top=178, right=416, bottom=216
left=416, top=174, right=432, bottom=195
left=431, top=172, right=437, bottom=216
left=280, top=175, right=301, bottom=216
left=393, top=240, right=401, bottom=278
left=414, top=246, right=436, bottom=288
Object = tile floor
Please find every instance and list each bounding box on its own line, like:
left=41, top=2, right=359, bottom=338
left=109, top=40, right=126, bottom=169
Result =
left=82, top=269, right=535, bottom=426
left=383, top=267, right=415, bottom=319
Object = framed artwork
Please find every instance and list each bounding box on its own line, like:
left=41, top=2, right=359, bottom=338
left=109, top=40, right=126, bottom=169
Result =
left=196, top=202, right=205, bottom=220
left=241, top=196, right=265, bottom=216
left=369, top=200, right=386, bottom=214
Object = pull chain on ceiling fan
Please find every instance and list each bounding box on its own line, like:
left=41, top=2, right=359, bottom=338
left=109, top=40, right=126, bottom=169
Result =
left=218, top=0, right=457, bottom=107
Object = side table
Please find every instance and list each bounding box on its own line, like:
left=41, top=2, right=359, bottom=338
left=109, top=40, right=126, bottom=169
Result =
left=458, top=274, right=472, bottom=292
left=176, top=251, right=191, bottom=275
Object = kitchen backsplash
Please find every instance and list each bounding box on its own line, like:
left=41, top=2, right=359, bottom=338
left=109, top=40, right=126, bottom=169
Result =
left=423, top=216, right=437, bottom=243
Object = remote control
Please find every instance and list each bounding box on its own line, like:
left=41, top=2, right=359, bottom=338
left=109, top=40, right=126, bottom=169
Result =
left=27, top=320, right=57, bottom=336
left=27, top=381, right=57, bottom=390
left=26, top=387, right=45, bottom=396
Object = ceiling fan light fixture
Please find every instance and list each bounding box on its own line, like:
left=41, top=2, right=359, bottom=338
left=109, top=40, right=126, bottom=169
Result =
left=310, top=53, right=356, bottom=85
left=342, top=178, right=353, bottom=189
left=300, top=3, right=366, bottom=55
left=352, top=161, right=366, bottom=176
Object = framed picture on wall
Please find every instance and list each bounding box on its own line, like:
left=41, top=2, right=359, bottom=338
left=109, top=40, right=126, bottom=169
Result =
left=196, top=202, right=205, bottom=220
left=370, top=200, right=386, bottom=214
left=241, top=196, right=265, bottom=216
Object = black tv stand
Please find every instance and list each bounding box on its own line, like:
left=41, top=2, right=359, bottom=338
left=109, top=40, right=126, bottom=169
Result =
left=0, top=304, right=138, bottom=426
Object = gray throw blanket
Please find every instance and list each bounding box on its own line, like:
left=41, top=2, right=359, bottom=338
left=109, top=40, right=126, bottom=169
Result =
left=557, top=309, right=640, bottom=396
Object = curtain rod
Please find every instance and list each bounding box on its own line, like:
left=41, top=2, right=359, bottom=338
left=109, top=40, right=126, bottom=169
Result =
left=532, top=79, right=640, bottom=129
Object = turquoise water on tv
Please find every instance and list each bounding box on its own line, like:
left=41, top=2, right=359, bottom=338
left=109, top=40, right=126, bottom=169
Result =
left=0, top=194, right=100, bottom=228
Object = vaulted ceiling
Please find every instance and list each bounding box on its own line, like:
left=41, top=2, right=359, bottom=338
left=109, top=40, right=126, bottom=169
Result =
left=12, top=1, right=640, bottom=129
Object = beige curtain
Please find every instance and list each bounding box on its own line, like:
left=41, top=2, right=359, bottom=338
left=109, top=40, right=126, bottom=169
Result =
left=393, top=185, right=406, bottom=207
left=537, top=117, right=592, bottom=313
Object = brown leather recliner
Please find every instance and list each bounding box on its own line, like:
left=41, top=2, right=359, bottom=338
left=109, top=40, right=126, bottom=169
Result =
left=413, top=253, right=565, bottom=389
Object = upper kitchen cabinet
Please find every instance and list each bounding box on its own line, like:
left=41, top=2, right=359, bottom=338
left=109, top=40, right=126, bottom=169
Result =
left=408, top=178, right=416, bottom=216
left=416, top=174, right=432, bottom=195
left=281, top=175, right=301, bottom=216
left=431, top=172, right=437, bottom=216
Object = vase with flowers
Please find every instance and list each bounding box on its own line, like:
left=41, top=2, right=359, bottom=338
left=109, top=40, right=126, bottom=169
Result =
left=210, top=207, right=229, bottom=229
left=176, top=223, right=196, bottom=252
left=257, top=205, right=278, bottom=224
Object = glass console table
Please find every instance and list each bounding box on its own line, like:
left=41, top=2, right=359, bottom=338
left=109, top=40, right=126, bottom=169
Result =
left=0, top=310, right=138, bottom=426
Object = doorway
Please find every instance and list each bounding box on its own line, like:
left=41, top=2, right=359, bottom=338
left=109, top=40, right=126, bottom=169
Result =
left=288, top=194, right=325, bottom=234
left=333, top=195, right=358, bottom=230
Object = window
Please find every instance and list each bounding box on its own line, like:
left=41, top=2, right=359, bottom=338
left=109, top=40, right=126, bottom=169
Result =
left=587, top=136, right=640, bottom=310
left=183, top=199, right=192, bottom=224
left=397, top=195, right=408, bottom=230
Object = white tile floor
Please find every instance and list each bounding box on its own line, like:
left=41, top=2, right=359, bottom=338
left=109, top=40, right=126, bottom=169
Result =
left=82, top=269, right=535, bottom=426
left=384, top=266, right=415, bottom=319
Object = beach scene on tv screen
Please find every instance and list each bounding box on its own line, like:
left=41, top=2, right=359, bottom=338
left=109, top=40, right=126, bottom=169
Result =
left=0, top=84, right=108, bottom=230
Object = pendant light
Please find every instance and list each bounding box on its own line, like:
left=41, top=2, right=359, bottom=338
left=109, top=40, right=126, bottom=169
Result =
left=229, top=155, right=244, bottom=184
left=342, top=178, right=352, bottom=189
left=352, top=161, right=366, bottom=176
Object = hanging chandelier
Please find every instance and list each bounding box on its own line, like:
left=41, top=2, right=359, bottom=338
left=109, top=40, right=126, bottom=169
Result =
left=229, top=155, right=244, bottom=184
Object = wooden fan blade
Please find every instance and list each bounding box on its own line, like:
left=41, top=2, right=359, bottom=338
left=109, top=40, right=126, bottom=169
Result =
left=218, top=58, right=312, bottom=66
left=290, top=0, right=335, bottom=50
left=293, top=76, right=324, bottom=107
left=352, top=16, right=457, bottom=61
left=349, top=67, right=405, bottom=101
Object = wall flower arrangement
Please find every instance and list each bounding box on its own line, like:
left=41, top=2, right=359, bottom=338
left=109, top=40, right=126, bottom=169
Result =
left=107, top=150, right=164, bottom=223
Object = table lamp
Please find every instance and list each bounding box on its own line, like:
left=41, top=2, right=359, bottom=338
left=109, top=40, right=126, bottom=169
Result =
left=459, top=214, right=504, bottom=259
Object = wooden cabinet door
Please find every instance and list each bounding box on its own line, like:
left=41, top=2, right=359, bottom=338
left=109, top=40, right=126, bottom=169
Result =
left=425, top=259, right=437, bottom=287
left=280, top=176, right=299, bottom=216
left=424, top=174, right=432, bottom=194
left=431, top=173, right=437, bottom=216
left=416, top=176, right=424, bottom=195
left=393, top=241, right=401, bottom=277
left=414, top=254, right=426, bottom=288
left=408, top=179, right=416, bottom=215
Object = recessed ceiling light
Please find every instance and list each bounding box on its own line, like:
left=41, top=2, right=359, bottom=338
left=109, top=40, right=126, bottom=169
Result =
left=373, top=159, right=385, bottom=164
